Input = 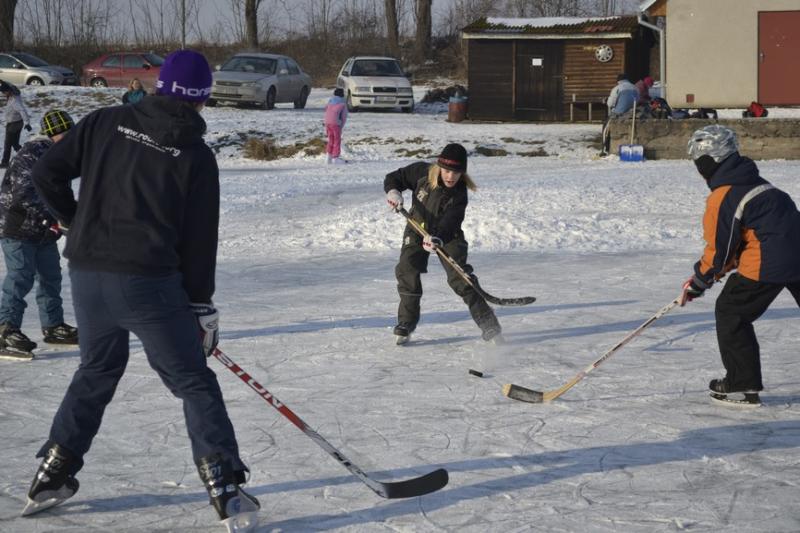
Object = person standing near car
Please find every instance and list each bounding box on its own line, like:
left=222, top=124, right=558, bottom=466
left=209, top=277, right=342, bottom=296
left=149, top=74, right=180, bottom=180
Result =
left=23, top=50, right=260, bottom=532
left=0, top=109, right=79, bottom=359
left=1, top=81, right=32, bottom=168
left=324, top=87, right=348, bottom=164
left=122, top=78, right=147, bottom=104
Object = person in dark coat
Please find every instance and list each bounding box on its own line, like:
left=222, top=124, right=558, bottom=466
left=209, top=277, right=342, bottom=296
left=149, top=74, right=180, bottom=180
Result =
left=681, top=125, right=800, bottom=407
left=384, top=143, right=501, bottom=344
left=0, top=109, right=79, bottom=357
left=23, top=50, right=259, bottom=531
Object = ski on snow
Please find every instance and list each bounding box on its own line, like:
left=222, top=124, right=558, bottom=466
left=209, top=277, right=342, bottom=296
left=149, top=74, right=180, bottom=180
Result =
left=213, top=349, right=448, bottom=499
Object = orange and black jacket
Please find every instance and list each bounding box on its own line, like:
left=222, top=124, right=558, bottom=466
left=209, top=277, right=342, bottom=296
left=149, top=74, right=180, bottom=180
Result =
left=695, top=153, right=800, bottom=286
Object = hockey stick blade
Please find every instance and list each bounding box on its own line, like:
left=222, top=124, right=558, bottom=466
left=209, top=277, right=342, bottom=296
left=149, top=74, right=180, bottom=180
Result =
left=502, top=384, right=544, bottom=403
left=396, top=208, right=536, bottom=306
left=213, top=349, right=449, bottom=499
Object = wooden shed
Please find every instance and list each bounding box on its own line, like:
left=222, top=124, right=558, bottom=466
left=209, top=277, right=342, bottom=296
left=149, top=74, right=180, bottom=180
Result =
left=461, top=16, right=653, bottom=122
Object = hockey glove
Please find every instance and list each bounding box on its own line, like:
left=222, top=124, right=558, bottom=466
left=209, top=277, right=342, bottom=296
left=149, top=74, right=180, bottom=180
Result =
left=24, top=124, right=32, bottom=132
left=680, top=276, right=705, bottom=306
left=422, top=235, right=443, bottom=253
left=190, top=302, right=219, bottom=357
left=386, top=189, right=403, bottom=211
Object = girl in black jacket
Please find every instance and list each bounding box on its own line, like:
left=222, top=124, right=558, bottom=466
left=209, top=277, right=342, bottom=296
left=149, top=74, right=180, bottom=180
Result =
left=384, top=143, right=501, bottom=344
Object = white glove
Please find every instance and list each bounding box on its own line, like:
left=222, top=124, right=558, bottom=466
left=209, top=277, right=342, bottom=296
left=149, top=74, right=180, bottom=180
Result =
left=386, top=189, right=403, bottom=211
left=190, top=302, right=219, bottom=357
left=422, top=235, right=443, bottom=252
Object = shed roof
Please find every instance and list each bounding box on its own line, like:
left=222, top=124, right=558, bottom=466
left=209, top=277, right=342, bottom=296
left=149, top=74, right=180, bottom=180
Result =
left=462, top=15, right=640, bottom=39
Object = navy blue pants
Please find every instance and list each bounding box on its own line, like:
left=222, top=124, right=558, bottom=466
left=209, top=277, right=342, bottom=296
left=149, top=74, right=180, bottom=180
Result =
left=0, top=238, right=64, bottom=329
left=41, top=269, right=245, bottom=475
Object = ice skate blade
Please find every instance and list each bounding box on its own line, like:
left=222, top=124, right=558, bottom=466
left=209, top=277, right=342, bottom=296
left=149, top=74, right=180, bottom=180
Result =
left=221, top=511, right=259, bottom=533
left=21, top=488, right=75, bottom=517
left=0, top=350, right=33, bottom=361
left=395, top=334, right=410, bottom=346
left=710, top=392, right=761, bottom=409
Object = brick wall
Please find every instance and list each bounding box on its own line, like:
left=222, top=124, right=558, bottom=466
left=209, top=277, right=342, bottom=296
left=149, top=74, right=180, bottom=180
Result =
left=608, top=118, right=800, bottom=160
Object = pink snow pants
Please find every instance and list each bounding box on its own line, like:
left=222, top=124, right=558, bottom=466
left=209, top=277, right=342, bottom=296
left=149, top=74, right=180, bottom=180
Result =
left=326, top=124, right=342, bottom=158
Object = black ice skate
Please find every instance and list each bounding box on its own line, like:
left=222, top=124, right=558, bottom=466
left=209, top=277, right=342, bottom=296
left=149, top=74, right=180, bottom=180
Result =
left=42, top=323, right=79, bottom=345
left=21, top=443, right=80, bottom=516
left=393, top=323, right=414, bottom=345
left=0, top=324, right=36, bottom=360
left=708, top=378, right=761, bottom=408
left=197, top=454, right=260, bottom=533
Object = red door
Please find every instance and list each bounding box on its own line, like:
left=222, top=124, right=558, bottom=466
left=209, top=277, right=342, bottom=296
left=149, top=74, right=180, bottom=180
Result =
left=759, top=11, right=800, bottom=105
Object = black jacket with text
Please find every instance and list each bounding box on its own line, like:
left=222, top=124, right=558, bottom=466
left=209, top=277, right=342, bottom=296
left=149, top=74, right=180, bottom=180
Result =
left=32, top=96, right=219, bottom=302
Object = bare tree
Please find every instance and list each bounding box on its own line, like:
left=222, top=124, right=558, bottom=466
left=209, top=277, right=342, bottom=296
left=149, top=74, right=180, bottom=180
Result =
left=245, top=0, right=261, bottom=48
left=414, top=0, right=431, bottom=62
left=442, top=0, right=500, bottom=37
left=0, top=0, right=18, bottom=49
left=385, top=0, right=400, bottom=58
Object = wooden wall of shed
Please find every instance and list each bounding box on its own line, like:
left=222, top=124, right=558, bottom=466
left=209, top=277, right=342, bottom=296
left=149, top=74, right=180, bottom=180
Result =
left=561, top=39, right=627, bottom=121
left=467, top=40, right=514, bottom=120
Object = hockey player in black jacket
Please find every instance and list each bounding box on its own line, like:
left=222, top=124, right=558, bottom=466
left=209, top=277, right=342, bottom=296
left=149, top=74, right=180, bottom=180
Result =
left=384, top=143, right=501, bottom=344
left=24, top=50, right=259, bottom=532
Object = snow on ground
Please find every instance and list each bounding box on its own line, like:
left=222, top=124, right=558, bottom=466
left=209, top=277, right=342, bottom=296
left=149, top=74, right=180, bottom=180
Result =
left=1, top=86, right=800, bottom=532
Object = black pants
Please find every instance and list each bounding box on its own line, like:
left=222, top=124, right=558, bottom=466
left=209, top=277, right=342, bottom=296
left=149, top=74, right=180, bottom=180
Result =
left=394, top=228, right=498, bottom=332
left=2, top=119, right=23, bottom=165
left=715, top=273, right=800, bottom=391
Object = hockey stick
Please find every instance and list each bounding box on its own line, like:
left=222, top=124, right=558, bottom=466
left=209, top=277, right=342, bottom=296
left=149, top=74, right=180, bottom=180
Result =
left=212, top=348, right=448, bottom=498
left=503, top=296, right=681, bottom=403
left=396, top=207, right=536, bottom=306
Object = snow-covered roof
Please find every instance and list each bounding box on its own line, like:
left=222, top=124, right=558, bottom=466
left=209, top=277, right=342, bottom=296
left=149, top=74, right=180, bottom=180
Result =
left=639, top=0, right=659, bottom=12
left=486, top=16, right=619, bottom=28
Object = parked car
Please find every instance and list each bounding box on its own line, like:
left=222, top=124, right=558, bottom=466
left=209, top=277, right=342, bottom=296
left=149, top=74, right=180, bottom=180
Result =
left=208, top=53, right=312, bottom=110
left=82, top=52, right=164, bottom=88
left=0, top=51, right=69, bottom=85
left=336, top=56, right=414, bottom=113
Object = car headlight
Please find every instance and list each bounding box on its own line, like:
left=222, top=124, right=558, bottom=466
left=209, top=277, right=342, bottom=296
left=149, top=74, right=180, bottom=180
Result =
left=355, top=86, right=370, bottom=93
left=398, top=87, right=413, bottom=94
left=240, top=81, right=257, bottom=87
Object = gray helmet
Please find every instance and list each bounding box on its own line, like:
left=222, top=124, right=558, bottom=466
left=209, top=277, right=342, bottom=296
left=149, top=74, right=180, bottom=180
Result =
left=687, top=125, right=739, bottom=162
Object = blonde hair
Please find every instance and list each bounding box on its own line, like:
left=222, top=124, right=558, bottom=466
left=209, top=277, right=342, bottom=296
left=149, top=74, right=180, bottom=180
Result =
left=427, top=163, right=476, bottom=191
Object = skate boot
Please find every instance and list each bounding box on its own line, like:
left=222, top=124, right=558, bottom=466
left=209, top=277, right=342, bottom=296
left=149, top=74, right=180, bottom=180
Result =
left=0, top=323, right=37, bottom=359
left=481, top=325, right=504, bottom=344
left=393, top=323, right=415, bottom=345
left=197, top=454, right=260, bottom=533
left=42, top=323, right=79, bottom=345
left=22, top=443, right=80, bottom=516
left=709, top=378, right=761, bottom=408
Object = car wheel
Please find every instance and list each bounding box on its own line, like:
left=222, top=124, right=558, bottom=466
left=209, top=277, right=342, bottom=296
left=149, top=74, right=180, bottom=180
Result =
left=294, top=87, right=309, bottom=109
left=263, top=87, right=276, bottom=110
left=346, top=91, right=358, bottom=112
left=27, top=77, right=44, bottom=86
left=91, top=78, right=108, bottom=88
left=205, top=98, right=217, bottom=107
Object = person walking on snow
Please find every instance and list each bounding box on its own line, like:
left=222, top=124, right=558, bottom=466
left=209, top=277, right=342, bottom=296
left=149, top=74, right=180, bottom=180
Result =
left=384, top=143, right=502, bottom=344
left=0, top=110, right=79, bottom=359
left=324, top=87, right=347, bottom=164
left=681, top=125, right=800, bottom=407
left=24, top=50, right=259, bottom=532
left=1, top=81, right=32, bottom=168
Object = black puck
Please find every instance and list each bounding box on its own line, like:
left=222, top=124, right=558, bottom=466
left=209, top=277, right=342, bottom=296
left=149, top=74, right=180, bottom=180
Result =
left=468, top=369, right=484, bottom=378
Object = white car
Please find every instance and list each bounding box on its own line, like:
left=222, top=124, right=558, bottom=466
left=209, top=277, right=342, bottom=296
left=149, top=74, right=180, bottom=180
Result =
left=336, top=56, right=414, bottom=113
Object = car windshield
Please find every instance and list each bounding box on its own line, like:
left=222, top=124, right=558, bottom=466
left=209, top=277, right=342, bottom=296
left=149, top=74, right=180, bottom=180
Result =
left=144, top=54, right=164, bottom=66
left=350, top=59, right=404, bottom=77
left=13, top=53, right=49, bottom=67
left=221, top=56, right=276, bottom=75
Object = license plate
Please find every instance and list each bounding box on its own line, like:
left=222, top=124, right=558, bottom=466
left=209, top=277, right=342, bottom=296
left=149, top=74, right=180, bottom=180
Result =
left=376, top=96, right=395, bottom=103
left=215, top=87, right=237, bottom=95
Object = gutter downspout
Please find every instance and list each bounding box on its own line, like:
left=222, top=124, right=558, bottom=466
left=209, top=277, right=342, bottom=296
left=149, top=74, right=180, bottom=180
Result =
left=637, top=13, right=665, bottom=98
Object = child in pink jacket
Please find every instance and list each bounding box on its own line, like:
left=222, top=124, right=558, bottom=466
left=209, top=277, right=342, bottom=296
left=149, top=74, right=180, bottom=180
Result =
left=324, top=88, right=348, bottom=164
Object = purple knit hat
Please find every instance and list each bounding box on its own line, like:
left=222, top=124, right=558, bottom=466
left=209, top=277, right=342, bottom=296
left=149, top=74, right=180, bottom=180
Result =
left=155, top=50, right=212, bottom=102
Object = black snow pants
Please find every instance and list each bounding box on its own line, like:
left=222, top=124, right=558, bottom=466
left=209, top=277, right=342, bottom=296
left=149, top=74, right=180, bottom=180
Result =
left=394, top=227, right=498, bottom=333
left=715, top=273, right=800, bottom=391
left=2, top=119, right=23, bottom=166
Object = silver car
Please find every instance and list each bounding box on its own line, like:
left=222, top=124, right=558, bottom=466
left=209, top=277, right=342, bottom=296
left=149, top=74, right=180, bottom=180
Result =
left=0, top=52, right=70, bottom=86
left=209, top=53, right=312, bottom=110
